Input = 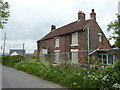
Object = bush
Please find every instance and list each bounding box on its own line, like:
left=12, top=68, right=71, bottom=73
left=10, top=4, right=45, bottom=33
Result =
left=2, top=55, right=25, bottom=67
left=14, top=60, right=120, bottom=89
left=2, top=56, right=120, bottom=89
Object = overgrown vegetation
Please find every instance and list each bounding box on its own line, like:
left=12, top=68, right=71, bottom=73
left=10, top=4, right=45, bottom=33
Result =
left=2, top=55, right=120, bottom=89
left=2, top=55, right=25, bottom=67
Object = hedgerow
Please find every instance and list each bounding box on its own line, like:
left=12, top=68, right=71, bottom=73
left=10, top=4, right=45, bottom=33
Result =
left=2, top=55, right=25, bottom=67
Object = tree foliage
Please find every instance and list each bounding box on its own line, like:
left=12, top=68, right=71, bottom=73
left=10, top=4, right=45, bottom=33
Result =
left=107, top=15, right=120, bottom=47
left=0, top=0, right=9, bottom=29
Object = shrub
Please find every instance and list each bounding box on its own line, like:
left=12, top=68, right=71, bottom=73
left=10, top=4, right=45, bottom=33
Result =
left=2, top=57, right=120, bottom=89
left=2, top=55, right=25, bottom=67
left=114, top=60, right=120, bottom=69
left=13, top=60, right=120, bottom=88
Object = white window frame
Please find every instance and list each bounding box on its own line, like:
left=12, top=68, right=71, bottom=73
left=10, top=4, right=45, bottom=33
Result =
left=71, top=49, right=79, bottom=63
left=98, top=54, right=117, bottom=65
left=71, top=32, right=79, bottom=46
left=98, top=33, right=102, bottom=42
left=55, top=37, right=59, bottom=47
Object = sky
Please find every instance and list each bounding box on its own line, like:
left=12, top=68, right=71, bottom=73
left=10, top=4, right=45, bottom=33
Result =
left=0, top=0, right=120, bottom=54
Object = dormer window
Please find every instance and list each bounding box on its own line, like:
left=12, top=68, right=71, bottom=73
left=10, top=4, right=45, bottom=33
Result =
left=98, top=33, right=102, bottom=42
left=71, top=32, right=78, bottom=46
left=55, top=37, right=59, bottom=47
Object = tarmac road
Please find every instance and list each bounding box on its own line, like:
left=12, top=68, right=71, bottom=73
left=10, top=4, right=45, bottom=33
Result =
left=2, top=65, right=63, bottom=88
left=0, top=64, right=2, bottom=89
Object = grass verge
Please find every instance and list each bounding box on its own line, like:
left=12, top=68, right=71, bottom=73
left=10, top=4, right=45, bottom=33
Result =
left=2, top=55, right=120, bottom=89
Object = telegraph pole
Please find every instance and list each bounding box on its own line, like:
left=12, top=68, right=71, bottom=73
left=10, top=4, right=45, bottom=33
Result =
left=23, top=43, right=24, bottom=56
left=3, top=33, right=6, bottom=56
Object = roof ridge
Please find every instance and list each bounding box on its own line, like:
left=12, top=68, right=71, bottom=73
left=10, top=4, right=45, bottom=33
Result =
left=38, top=20, right=91, bottom=41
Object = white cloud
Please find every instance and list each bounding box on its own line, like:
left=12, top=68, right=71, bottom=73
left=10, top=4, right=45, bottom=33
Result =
left=1, top=0, right=120, bottom=53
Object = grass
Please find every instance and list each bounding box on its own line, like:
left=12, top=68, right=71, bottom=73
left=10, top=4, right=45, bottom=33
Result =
left=2, top=55, right=120, bottom=89
left=14, top=60, right=120, bottom=88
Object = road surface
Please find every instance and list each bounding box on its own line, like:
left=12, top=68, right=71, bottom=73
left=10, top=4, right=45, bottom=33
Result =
left=0, top=64, right=2, bottom=89
left=2, top=65, right=63, bottom=88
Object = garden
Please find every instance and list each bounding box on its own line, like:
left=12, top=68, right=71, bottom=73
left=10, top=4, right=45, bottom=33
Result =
left=1, top=55, right=120, bottom=89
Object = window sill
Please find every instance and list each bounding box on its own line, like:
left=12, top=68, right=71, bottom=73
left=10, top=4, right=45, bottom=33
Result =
left=70, top=44, right=79, bottom=46
left=55, top=46, right=59, bottom=48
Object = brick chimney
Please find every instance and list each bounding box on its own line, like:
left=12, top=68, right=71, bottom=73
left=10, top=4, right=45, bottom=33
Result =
left=78, top=11, right=85, bottom=21
left=90, top=9, right=96, bottom=20
left=51, top=25, right=56, bottom=31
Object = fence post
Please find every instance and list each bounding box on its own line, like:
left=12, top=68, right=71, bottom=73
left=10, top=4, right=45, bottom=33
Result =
left=67, top=52, right=70, bottom=62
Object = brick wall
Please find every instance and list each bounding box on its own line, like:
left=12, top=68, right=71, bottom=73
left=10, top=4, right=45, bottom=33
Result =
left=37, top=20, right=119, bottom=63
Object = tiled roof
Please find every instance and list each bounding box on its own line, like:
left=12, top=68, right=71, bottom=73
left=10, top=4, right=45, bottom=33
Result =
left=38, top=20, right=91, bottom=41
left=10, top=49, right=26, bottom=55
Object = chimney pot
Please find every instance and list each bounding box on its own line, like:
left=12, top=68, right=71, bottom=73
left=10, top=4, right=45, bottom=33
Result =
left=90, top=9, right=96, bottom=20
left=92, top=9, right=94, bottom=12
left=78, top=11, right=85, bottom=21
left=51, top=25, right=56, bottom=31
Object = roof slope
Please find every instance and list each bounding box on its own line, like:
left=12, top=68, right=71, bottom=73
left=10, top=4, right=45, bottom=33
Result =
left=11, top=51, right=19, bottom=56
left=10, top=49, right=26, bottom=55
left=38, top=20, right=91, bottom=41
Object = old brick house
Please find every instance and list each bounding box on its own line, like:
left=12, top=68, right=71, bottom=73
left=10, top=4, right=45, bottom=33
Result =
left=37, top=9, right=120, bottom=65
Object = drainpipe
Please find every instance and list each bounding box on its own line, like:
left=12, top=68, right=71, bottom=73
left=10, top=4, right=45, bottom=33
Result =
left=87, top=28, right=90, bottom=63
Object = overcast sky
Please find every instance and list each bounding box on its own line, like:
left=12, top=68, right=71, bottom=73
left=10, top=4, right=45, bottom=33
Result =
left=0, top=0, right=120, bottom=54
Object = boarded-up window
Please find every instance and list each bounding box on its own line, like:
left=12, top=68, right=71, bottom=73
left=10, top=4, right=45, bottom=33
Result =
left=71, top=32, right=78, bottom=46
left=55, top=52, right=60, bottom=62
left=71, top=49, right=78, bottom=63
left=55, top=38, right=59, bottom=47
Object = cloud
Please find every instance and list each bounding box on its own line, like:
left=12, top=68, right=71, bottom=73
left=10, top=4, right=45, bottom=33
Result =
left=1, top=0, right=119, bottom=53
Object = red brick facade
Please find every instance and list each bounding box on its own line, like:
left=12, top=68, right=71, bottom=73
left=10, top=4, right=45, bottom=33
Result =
left=37, top=9, right=120, bottom=64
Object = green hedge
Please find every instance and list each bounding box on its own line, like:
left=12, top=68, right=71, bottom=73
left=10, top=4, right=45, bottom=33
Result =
left=14, top=60, right=120, bottom=89
left=2, top=55, right=25, bottom=67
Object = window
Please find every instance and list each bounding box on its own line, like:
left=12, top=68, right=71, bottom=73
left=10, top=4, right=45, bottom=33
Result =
left=108, top=55, right=113, bottom=64
left=98, top=54, right=117, bottom=65
left=55, top=52, right=60, bottom=62
left=71, top=32, right=78, bottom=46
left=71, top=49, right=78, bottom=63
left=103, top=55, right=107, bottom=64
left=98, top=33, right=102, bottom=42
left=42, top=49, right=48, bottom=54
left=55, top=37, right=59, bottom=47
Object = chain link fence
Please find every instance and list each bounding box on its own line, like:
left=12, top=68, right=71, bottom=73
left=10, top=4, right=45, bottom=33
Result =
left=38, top=48, right=120, bottom=65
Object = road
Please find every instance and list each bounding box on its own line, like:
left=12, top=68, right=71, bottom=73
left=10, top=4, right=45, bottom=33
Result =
left=0, top=64, right=2, bottom=90
left=2, top=65, right=63, bottom=88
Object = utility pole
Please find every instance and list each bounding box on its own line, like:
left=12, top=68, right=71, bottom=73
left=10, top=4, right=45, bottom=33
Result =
left=1, top=46, right=2, bottom=55
left=3, top=33, right=6, bottom=56
left=9, top=47, right=10, bottom=55
left=87, top=28, right=90, bottom=64
left=23, top=43, right=24, bottom=56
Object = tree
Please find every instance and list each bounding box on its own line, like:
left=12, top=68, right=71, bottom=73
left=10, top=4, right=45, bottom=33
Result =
left=0, top=0, right=9, bottom=29
left=107, top=15, right=120, bottom=48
